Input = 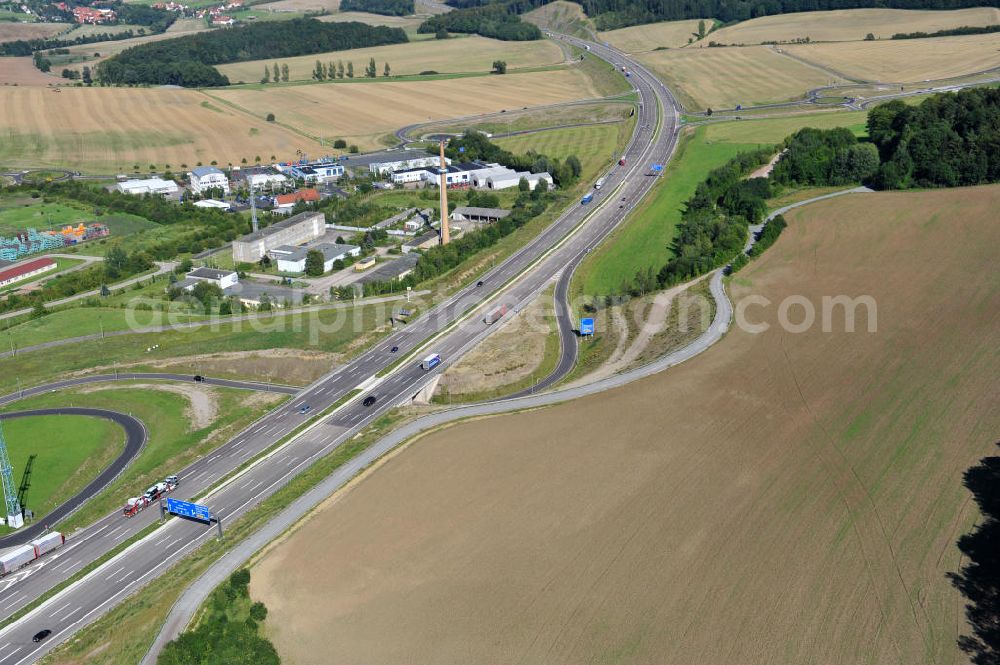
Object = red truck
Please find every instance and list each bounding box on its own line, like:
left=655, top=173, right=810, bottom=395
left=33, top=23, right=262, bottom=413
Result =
left=483, top=304, right=509, bottom=325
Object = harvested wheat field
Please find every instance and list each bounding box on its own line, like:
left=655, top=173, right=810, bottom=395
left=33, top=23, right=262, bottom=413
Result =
left=0, top=21, right=64, bottom=43
left=209, top=68, right=598, bottom=148
left=258, top=0, right=339, bottom=11
left=600, top=18, right=713, bottom=53
left=639, top=44, right=841, bottom=109
left=709, top=7, right=1000, bottom=44
left=317, top=11, right=426, bottom=32
left=217, top=36, right=564, bottom=83
left=0, top=86, right=316, bottom=171
left=784, top=31, right=1000, bottom=82
left=0, top=56, right=63, bottom=86
left=251, top=185, right=1000, bottom=665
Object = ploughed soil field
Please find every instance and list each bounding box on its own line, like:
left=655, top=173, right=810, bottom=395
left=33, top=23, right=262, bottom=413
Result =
left=251, top=185, right=1000, bottom=664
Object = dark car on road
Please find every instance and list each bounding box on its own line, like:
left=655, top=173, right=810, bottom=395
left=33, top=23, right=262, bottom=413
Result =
left=363, top=395, right=377, bottom=407
left=298, top=404, right=311, bottom=415
left=193, top=375, right=204, bottom=382
left=33, top=629, right=52, bottom=643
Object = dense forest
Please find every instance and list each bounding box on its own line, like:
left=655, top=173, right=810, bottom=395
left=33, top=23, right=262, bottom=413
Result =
left=339, top=0, right=414, bottom=16
left=96, top=19, right=407, bottom=86
left=446, top=0, right=1000, bottom=30
left=867, top=89, right=1000, bottom=188
left=770, top=127, right=879, bottom=186
left=419, top=3, right=542, bottom=40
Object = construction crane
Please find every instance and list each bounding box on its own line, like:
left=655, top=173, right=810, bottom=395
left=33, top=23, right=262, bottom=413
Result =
left=0, top=423, right=23, bottom=528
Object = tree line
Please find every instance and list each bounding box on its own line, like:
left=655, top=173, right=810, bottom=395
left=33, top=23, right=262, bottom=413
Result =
left=949, top=442, right=1000, bottom=665
left=892, top=23, right=1000, bottom=39
left=444, top=0, right=1000, bottom=31
left=158, top=569, right=279, bottom=665
left=340, top=0, right=414, bottom=16
left=419, top=3, right=542, bottom=40
left=96, top=19, right=408, bottom=87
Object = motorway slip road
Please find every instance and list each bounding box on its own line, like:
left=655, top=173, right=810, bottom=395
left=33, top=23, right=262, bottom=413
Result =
left=0, top=35, right=680, bottom=663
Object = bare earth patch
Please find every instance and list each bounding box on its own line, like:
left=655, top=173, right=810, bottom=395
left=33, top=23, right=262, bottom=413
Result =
left=251, top=185, right=1000, bottom=665
left=79, top=383, right=219, bottom=429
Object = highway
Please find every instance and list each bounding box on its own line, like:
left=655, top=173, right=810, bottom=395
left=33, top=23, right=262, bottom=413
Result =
left=0, top=34, right=681, bottom=663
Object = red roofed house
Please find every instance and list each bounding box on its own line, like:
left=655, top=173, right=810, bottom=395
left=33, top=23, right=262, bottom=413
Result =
left=273, top=188, right=320, bottom=213
left=0, top=258, right=57, bottom=288
left=73, top=6, right=116, bottom=23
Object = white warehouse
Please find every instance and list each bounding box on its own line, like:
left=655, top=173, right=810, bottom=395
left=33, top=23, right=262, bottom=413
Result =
left=116, top=177, right=180, bottom=197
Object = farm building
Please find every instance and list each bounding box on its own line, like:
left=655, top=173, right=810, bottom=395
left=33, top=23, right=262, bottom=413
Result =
left=451, top=206, right=511, bottom=223
left=0, top=257, right=56, bottom=288
left=368, top=154, right=450, bottom=176
left=116, top=178, right=179, bottom=197
left=358, top=253, right=419, bottom=283
left=232, top=211, right=325, bottom=262
left=188, top=166, right=230, bottom=195
left=269, top=243, right=361, bottom=274
left=277, top=160, right=344, bottom=183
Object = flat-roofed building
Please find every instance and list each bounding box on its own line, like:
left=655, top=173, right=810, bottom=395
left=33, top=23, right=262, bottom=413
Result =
left=232, top=211, right=325, bottom=263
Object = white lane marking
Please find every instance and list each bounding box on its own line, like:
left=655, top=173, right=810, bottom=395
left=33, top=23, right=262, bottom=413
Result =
left=103, top=565, right=125, bottom=581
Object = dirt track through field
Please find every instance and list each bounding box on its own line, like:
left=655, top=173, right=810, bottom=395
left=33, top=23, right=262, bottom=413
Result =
left=251, top=186, right=1000, bottom=663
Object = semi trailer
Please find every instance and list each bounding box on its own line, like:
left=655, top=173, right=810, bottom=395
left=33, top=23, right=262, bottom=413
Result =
left=483, top=304, right=509, bottom=325
left=0, top=532, right=65, bottom=576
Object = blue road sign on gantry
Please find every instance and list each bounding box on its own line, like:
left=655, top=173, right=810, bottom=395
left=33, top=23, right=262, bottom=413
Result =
left=580, top=318, right=595, bottom=335
left=166, top=498, right=211, bottom=522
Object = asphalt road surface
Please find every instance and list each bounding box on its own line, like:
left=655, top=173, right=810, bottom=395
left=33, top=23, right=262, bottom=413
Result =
left=0, top=374, right=297, bottom=551
left=0, top=409, right=146, bottom=549
left=0, top=34, right=682, bottom=663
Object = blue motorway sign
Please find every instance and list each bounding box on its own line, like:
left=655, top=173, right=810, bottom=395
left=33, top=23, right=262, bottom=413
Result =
left=580, top=317, right=595, bottom=335
left=166, top=498, right=211, bottom=522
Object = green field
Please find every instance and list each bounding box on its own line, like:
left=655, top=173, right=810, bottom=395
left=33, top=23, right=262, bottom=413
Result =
left=0, top=198, right=157, bottom=237
left=1, top=385, right=288, bottom=531
left=0, top=301, right=386, bottom=393
left=496, top=122, right=626, bottom=183
left=1, top=415, right=122, bottom=531
left=575, top=109, right=867, bottom=297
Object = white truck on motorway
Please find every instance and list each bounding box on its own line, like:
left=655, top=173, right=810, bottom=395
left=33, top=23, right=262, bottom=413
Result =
left=0, top=532, right=65, bottom=576
left=420, top=354, right=441, bottom=370
left=594, top=177, right=606, bottom=190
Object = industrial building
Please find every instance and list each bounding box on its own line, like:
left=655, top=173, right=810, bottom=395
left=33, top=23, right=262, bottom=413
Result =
left=245, top=172, right=288, bottom=190
left=116, top=177, right=179, bottom=197
left=232, top=211, right=325, bottom=263
left=450, top=206, right=511, bottom=223
left=223, top=282, right=304, bottom=308
left=188, top=166, right=230, bottom=195
left=368, top=153, right=451, bottom=176
left=277, top=160, right=344, bottom=183
left=0, top=257, right=56, bottom=288
left=484, top=170, right=553, bottom=191
left=357, top=253, right=419, bottom=284
left=402, top=230, right=441, bottom=253
left=269, top=243, right=361, bottom=274
left=175, top=267, right=239, bottom=292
